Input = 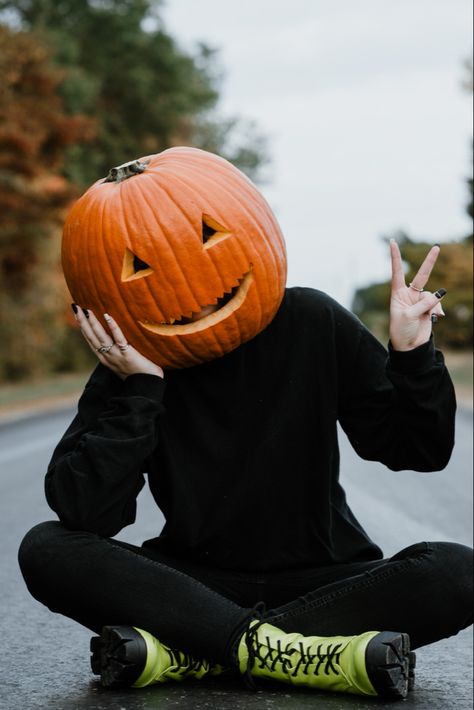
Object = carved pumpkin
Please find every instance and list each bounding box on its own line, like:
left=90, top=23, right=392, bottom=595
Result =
left=62, top=147, right=287, bottom=368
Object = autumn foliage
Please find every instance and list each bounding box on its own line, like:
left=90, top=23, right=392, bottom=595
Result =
left=0, top=2, right=471, bottom=383
left=0, top=26, right=95, bottom=379
left=0, top=0, right=274, bottom=382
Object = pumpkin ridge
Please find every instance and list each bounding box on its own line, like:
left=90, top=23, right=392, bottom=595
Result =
left=158, top=166, right=254, bottom=292
left=188, top=163, right=281, bottom=329
left=154, top=171, right=229, bottom=297
left=160, top=311, right=208, bottom=364
left=96, top=193, right=129, bottom=328
left=88, top=192, right=110, bottom=316
left=125, top=177, right=181, bottom=320
left=114, top=188, right=151, bottom=331
left=185, top=164, right=276, bottom=322
left=134, top=177, right=202, bottom=317
left=75, top=188, right=106, bottom=316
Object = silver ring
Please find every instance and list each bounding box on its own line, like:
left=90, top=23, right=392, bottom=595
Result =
left=96, top=343, right=114, bottom=354
left=409, top=282, right=424, bottom=292
left=431, top=314, right=438, bottom=324
left=118, top=343, right=130, bottom=352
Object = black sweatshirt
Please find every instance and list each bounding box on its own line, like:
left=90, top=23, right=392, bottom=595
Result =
left=45, top=288, right=456, bottom=572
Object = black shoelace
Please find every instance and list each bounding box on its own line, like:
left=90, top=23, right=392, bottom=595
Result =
left=166, top=647, right=209, bottom=677
left=244, top=622, right=343, bottom=684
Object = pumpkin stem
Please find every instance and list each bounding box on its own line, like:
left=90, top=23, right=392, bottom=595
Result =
left=104, top=159, right=149, bottom=183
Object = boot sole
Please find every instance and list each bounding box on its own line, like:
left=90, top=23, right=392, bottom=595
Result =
left=408, top=650, right=416, bottom=691
left=90, top=625, right=147, bottom=688
left=365, top=631, right=414, bottom=699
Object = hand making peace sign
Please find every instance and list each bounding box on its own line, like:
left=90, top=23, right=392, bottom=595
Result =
left=389, top=240, right=446, bottom=352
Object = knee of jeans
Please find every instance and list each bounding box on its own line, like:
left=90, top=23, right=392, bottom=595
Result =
left=18, top=520, right=66, bottom=583
left=392, top=541, right=473, bottom=609
left=418, top=541, right=474, bottom=631
left=390, top=540, right=431, bottom=562
left=434, top=542, right=473, bottom=608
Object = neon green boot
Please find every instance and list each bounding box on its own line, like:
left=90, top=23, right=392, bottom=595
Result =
left=238, top=621, right=412, bottom=699
left=90, top=626, right=226, bottom=688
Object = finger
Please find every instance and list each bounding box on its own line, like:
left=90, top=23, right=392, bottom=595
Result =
left=430, top=301, right=446, bottom=319
left=390, top=240, right=406, bottom=291
left=86, top=309, right=115, bottom=348
left=104, top=313, right=129, bottom=349
left=410, top=245, right=440, bottom=290
left=431, top=302, right=445, bottom=317
left=408, top=288, right=447, bottom=318
left=73, top=305, right=103, bottom=350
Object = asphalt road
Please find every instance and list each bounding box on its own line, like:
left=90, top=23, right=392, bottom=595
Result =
left=0, top=404, right=472, bottom=710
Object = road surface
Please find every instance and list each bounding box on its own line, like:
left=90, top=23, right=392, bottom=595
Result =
left=0, top=404, right=472, bottom=709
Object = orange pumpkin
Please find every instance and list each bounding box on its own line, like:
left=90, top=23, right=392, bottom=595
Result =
left=62, top=147, right=287, bottom=368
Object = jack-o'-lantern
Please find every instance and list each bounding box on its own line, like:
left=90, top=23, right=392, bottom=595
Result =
left=62, top=147, right=287, bottom=368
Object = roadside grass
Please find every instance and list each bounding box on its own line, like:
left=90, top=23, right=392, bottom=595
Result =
left=444, top=350, right=473, bottom=386
left=444, top=350, right=473, bottom=409
left=0, top=349, right=471, bottom=418
left=0, top=371, right=90, bottom=418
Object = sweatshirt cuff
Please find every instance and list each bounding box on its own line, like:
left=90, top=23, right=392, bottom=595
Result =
left=388, top=337, right=436, bottom=375
left=87, top=362, right=122, bottom=387
left=122, top=373, right=166, bottom=402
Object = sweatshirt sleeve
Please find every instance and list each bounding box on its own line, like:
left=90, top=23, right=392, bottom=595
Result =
left=45, top=363, right=166, bottom=536
left=338, top=321, right=456, bottom=473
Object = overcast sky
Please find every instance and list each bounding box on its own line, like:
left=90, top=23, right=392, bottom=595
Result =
left=163, top=0, right=473, bottom=306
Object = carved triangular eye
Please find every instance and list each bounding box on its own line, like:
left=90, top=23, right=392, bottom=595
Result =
left=202, top=221, right=217, bottom=243
left=121, top=248, right=154, bottom=281
left=201, top=214, right=230, bottom=249
left=133, top=254, right=150, bottom=273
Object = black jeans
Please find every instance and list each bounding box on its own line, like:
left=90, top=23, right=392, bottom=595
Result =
left=18, top=522, right=473, bottom=666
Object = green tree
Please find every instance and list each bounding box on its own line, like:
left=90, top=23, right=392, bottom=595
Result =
left=0, top=0, right=267, bottom=186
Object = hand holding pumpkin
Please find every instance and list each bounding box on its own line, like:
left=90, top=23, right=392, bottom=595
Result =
left=62, top=148, right=287, bottom=370
left=72, top=306, right=164, bottom=380
left=388, top=241, right=446, bottom=352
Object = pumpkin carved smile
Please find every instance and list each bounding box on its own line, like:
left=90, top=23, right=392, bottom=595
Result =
left=140, top=268, right=254, bottom=335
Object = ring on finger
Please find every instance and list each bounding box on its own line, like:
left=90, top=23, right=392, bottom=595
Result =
left=409, top=282, right=424, bottom=292
left=96, top=343, right=115, bottom=354
left=117, top=342, right=130, bottom=352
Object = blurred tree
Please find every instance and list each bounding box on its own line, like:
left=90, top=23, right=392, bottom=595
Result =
left=0, top=25, right=94, bottom=379
left=465, top=144, right=473, bottom=244
left=0, top=0, right=268, bottom=185
left=0, top=1, right=269, bottom=383
left=353, top=56, right=473, bottom=350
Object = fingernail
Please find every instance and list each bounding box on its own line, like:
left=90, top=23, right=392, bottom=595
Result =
left=104, top=313, right=111, bottom=321
left=71, top=303, right=78, bottom=314
left=434, top=288, right=447, bottom=299
left=434, top=243, right=440, bottom=247
left=82, top=308, right=89, bottom=318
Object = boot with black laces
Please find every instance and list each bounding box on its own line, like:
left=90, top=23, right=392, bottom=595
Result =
left=91, top=626, right=225, bottom=688
left=237, top=621, right=413, bottom=698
